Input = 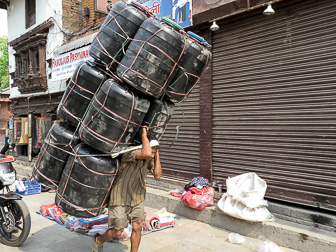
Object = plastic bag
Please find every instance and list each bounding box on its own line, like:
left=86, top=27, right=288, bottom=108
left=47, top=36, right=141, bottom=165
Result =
left=14, top=180, right=26, bottom=192
left=228, top=232, right=246, bottom=244
left=249, top=236, right=283, bottom=252
left=181, top=187, right=214, bottom=210
left=118, top=224, right=132, bottom=240
left=169, top=188, right=183, bottom=197
left=153, top=208, right=176, bottom=224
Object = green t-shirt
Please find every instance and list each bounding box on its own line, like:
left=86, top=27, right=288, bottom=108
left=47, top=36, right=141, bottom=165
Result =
left=109, top=149, right=154, bottom=206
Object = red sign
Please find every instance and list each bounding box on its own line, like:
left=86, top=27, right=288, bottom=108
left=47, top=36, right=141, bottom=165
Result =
left=0, top=156, right=15, bottom=163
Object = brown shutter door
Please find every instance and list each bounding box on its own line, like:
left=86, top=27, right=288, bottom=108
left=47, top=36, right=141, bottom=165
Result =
left=212, top=0, right=336, bottom=211
left=159, top=84, right=200, bottom=181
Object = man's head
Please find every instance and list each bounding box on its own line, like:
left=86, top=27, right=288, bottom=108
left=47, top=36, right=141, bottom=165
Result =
left=148, top=135, right=159, bottom=158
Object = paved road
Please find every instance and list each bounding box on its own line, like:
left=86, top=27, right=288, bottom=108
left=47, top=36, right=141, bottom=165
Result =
left=0, top=192, right=300, bottom=252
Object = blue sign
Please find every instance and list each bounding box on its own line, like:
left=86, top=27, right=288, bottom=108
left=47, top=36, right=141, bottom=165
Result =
left=135, top=0, right=192, bottom=28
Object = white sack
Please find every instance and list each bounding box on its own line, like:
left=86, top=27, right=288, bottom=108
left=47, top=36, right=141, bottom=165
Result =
left=217, top=172, right=275, bottom=222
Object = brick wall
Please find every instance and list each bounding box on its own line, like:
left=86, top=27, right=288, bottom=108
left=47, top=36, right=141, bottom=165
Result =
left=62, top=0, right=109, bottom=41
left=62, top=0, right=83, bottom=33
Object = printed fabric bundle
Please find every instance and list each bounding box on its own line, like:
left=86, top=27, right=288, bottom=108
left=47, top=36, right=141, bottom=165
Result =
left=142, top=208, right=175, bottom=235
left=181, top=177, right=214, bottom=210
left=38, top=203, right=68, bottom=225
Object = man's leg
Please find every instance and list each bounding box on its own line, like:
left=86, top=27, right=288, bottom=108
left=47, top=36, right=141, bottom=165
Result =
left=95, top=227, right=124, bottom=247
left=94, top=205, right=128, bottom=248
left=130, top=220, right=143, bottom=252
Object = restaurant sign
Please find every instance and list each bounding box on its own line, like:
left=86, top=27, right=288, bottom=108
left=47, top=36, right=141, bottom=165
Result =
left=52, top=45, right=93, bottom=81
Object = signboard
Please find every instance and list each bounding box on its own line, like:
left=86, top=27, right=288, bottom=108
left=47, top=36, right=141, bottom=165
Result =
left=136, top=0, right=192, bottom=28
left=52, top=45, right=93, bottom=81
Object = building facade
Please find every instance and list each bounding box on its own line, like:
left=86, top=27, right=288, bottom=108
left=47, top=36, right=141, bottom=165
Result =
left=0, top=0, right=109, bottom=161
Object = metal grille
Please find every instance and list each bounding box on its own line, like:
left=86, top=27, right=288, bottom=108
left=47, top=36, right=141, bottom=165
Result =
left=159, top=84, right=200, bottom=182
left=212, top=0, right=336, bottom=211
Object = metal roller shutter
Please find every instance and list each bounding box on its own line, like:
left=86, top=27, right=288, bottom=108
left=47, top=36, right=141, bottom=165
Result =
left=159, top=84, right=200, bottom=181
left=212, top=0, right=336, bottom=211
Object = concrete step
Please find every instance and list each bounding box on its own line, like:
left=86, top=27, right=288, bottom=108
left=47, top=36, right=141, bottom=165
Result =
left=145, top=187, right=336, bottom=252
left=268, top=201, right=336, bottom=233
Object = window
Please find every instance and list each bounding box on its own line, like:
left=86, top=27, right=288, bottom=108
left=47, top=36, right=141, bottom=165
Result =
left=9, top=21, right=52, bottom=94
left=26, top=0, right=36, bottom=29
left=95, top=0, right=116, bottom=14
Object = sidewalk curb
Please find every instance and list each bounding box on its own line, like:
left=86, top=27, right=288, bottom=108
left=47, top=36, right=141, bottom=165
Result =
left=145, top=187, right=336, bottom=252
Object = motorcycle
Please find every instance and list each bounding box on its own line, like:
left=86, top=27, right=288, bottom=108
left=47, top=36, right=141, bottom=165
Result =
left=0, top=154, right=31, bottom=247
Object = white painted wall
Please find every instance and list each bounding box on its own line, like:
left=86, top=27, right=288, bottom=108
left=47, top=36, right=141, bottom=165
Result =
left=8, top=0, right=65, bottom=99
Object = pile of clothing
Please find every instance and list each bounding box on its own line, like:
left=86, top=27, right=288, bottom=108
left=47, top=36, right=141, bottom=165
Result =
left=37, top=203, right=112, bottom=235
left=142, top=208, right=175, bottom=235
left=37, top=203, right=68, bottom=225
left=181, top=177, right=214, bottom=210
left=66, top=214, right=109, bottom=234
left=37, top=203, right=175, bottom=240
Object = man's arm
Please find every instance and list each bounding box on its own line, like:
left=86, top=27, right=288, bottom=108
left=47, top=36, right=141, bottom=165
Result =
left=136, top=127, right=152, bottom=160
left=153, top=150, right=161, bottom=179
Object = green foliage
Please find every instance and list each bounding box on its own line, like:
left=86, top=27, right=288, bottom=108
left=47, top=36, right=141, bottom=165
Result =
left=0, top=37, right=9, bottom=90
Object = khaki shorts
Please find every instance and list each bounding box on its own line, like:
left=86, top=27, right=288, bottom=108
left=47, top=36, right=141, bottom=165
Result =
left=108, top=202, right=145, bottom=229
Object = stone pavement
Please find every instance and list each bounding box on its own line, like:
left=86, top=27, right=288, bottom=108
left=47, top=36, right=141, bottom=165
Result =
left=0, top=192, right=300, bottom=252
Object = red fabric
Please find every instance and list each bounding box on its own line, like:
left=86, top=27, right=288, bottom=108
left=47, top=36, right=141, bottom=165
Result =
left=40, top=203, right=56, bottom=216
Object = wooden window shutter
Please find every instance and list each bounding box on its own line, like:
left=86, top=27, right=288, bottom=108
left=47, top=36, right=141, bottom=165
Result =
left=25, top=0, right=36, bottom=29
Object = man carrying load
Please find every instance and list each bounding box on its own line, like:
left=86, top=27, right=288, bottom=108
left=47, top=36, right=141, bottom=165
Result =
left=92, top=126, right=161, bottom=252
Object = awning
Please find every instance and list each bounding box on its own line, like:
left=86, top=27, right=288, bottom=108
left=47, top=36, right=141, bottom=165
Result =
left=53, top=32, right=98, bottom=57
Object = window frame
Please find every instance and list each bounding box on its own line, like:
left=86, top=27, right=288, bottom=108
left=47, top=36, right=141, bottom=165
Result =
left=25, top=0, right=36, bottom=29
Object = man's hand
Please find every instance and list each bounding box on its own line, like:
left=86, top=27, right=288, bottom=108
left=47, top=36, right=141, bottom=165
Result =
left=142, top=126, right=148, bottom=137
left=136, top=126, right=152, bottom=160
